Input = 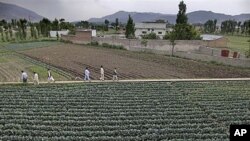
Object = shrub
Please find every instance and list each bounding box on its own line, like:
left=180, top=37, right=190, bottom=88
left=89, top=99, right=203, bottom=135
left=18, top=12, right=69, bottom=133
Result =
left=90, top=41, right=99, bottom=46
left=141, top=33, right=159, bottom=39
left=101, top=43, right=125, bottom=50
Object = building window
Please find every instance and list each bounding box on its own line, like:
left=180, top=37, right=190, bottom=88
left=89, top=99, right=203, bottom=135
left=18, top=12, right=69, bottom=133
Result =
left=152, top=29, right=154, bottom=31
left=142, top=31, right=147, bottom=34
left=158, top=32, right=162, bottom=34
left=148, top=29, right=150, bottom=31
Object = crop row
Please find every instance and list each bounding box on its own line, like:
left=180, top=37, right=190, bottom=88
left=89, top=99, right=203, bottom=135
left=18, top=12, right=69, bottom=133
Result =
left=0, top=81, right=249, bottom=140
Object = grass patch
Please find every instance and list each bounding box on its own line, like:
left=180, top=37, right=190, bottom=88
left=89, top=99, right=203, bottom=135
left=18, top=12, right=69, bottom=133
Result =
left=226, top=35, right=250, bottom=53
left=5, top=41, right=60, bottom=51
left=0, top=57, right=8, bottom=63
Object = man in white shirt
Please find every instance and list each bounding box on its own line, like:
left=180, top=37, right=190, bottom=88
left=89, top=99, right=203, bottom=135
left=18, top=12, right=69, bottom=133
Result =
left=84, top=67, right=90, bottom=81
left=112, top=68, right=118, bottom=81
left=21, top=70, right=28, bottom=83
left=47, top=69, right=55, bottom=83
left=33, top=72, right=39, bottom=85
left=100, top=66, right=104, bottom=81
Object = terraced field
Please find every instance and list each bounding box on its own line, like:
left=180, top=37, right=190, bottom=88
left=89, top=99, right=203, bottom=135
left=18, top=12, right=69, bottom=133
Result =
left=0, top=81, right=249, bottom=140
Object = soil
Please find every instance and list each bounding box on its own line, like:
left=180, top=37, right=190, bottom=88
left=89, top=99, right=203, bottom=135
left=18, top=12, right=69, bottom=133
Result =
left=20, top=44, right=250, bottom=80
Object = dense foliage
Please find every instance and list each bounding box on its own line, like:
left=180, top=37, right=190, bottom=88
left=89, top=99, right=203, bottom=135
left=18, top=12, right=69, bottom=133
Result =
left=0, top=81, right=249, bottom=140
left=171, top=1, right=200, bottom=40
left=125, top=15, right=135, bottom=39
left=204, top=19, right=217, bottom=33
left=0, top=18, right=75, bottom=42
left=141, top=32, right=159, bottom=39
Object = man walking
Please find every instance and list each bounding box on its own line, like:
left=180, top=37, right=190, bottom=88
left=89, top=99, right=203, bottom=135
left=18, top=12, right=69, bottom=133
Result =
left=112, top=68, right=118, bottom=81
left=33, top=72, right=39, bottom=85
left=47, top=69, right=55, bottom=83
left=84, top=67, right=90, bottom=81
left=100, top=65, right=104, bottom=81
left=21, top=70, right=28, bottom=83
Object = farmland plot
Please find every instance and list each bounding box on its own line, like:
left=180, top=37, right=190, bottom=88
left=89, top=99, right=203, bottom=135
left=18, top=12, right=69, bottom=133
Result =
left=0, top=43, right=72, bottom=82
left=21, top=44, right=250, bottom=80
left=0, top=81, right=249, bottom=140
left=0, top=54, right=70, bottom=82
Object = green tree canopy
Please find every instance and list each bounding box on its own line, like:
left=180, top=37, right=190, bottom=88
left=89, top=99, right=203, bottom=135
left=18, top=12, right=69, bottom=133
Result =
left=176, top=1, right=188, bottom=24
left=125, top=15, right=135, bottom=39
left=172, top=0, right=200, bottom=40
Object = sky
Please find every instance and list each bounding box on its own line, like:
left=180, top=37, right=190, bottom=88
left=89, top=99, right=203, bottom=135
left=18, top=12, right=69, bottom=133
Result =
left=1, top=0, right=249, bottom=22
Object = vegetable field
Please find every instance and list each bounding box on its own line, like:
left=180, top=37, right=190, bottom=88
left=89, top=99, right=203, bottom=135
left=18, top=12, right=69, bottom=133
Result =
left=0, top=81, right=249, bottom=140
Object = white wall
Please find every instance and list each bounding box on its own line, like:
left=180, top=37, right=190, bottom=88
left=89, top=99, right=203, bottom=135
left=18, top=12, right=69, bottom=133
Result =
left=135, top=28, right=166, bottom=39
left=50, top=30, right=69, bottom=38
left=91, top=30, right=96, bottom=37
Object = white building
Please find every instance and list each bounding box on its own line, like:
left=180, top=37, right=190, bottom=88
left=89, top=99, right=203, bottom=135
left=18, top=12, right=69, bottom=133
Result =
left=135, top=22, right=169, bottom=39
left=50, top=30, right=69, bottom=38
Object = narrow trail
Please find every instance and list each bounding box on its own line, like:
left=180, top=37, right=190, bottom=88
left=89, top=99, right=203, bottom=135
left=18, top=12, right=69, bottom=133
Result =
left=1, top=78, right=249, bottom=85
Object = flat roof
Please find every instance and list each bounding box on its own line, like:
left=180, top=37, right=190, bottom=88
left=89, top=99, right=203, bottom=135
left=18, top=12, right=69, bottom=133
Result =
left=201, top=34, right=224, bottom=41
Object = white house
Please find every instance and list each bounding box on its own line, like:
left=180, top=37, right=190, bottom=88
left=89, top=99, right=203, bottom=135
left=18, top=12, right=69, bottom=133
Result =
left=50, top=30, right=69, bottom=38
left=135, top=22, right=168, bottom=39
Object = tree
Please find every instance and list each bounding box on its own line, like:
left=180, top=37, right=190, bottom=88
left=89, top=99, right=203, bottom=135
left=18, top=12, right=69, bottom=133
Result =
left=8, top=23, right=13, bottom=40
left=221, top=20, right=237, bottom=34
left=40, top=18, right=51, bottom=37
left=19, top=19, right=28, bottom=40
left=173, top=1, right=199, bottom=40
left=52, top=18, right=59, bottom=30
left=204, top=19, right=217, bottom=33
left=169, top=32, right=177, bottom=56
left=125, top=15, right=135, bottom=39
left=104, top=19, right=109, bottom=31
left=115, top=18, right=119, bottom=31
left=176, top=1, right=188, bottom=24
left=237, top=21, right=241, bottom=34
left=0, top=27, right=4, bottom=42
left=75, top=21, right=89, bottom=29
left=56, top=31, right=59, bottom=40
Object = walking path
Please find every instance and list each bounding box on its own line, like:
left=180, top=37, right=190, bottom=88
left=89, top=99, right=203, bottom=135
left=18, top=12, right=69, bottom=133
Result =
left=0, top=78, right=250, bottom=85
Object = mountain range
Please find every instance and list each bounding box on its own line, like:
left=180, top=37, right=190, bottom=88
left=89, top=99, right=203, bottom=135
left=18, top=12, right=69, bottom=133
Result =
left=0, top=1, right=249, bottom=24
left=0, top=2, right=44, bottom=22
left=88, top=11, right=250, bottom=24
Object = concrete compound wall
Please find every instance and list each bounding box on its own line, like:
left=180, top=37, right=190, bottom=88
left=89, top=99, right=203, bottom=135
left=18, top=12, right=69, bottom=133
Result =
left=174, top=52, right=250, bottom=68
left=92, top=37, right=205, bottom=52
left=92, top=37, right=250, bottom=68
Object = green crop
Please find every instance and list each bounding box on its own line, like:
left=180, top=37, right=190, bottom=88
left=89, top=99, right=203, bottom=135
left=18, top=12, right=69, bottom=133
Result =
left=0, top=81, right=249, bottom=140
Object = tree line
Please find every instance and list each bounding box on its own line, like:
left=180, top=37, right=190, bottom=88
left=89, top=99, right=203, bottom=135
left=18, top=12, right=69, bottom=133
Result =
left=203, top=19, right=250, bottom=35
left=0, top=18, right=75, bottom=42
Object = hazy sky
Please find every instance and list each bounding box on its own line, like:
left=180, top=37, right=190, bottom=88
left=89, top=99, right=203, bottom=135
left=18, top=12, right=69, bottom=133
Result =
left=1, top=0, right=249, bottom=21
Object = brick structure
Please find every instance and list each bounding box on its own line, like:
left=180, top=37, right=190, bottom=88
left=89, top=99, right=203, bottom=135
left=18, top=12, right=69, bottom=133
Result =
left=61, top=29, right=95, bottom=44
left=201, top=34, right=228, bottom=48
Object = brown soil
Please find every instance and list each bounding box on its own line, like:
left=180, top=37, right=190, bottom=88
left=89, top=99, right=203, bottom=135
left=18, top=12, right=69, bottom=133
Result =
left=20, top=44, right=250, bottom=80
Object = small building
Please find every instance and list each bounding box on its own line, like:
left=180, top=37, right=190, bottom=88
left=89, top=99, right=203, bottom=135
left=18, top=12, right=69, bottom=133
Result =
left=50, top=30, right=69, bottom=38
left=61, top=29, right=96, bottom=44
left=135, top=22, right=168, bottom=39
left=201, top=34, right=228, bottom=48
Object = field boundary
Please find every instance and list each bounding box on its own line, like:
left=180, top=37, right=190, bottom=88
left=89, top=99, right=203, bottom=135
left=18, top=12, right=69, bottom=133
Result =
left=0, top=78, right=250, bottom=85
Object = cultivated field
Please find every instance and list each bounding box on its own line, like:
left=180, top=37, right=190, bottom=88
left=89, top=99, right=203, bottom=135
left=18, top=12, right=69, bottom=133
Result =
left=0, top=81, right=249, bottom=140
left=0, top=42, right=72, bottom=82
left=21, top=43, right=250, bottom=80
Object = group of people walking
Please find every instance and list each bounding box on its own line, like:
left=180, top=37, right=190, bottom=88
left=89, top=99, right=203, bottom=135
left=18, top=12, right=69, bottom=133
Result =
left=20, top=66, right=118, bottom=85
left=84, top=66, right=118, bottom=81
left=21, top=69, right=55, bottom=85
